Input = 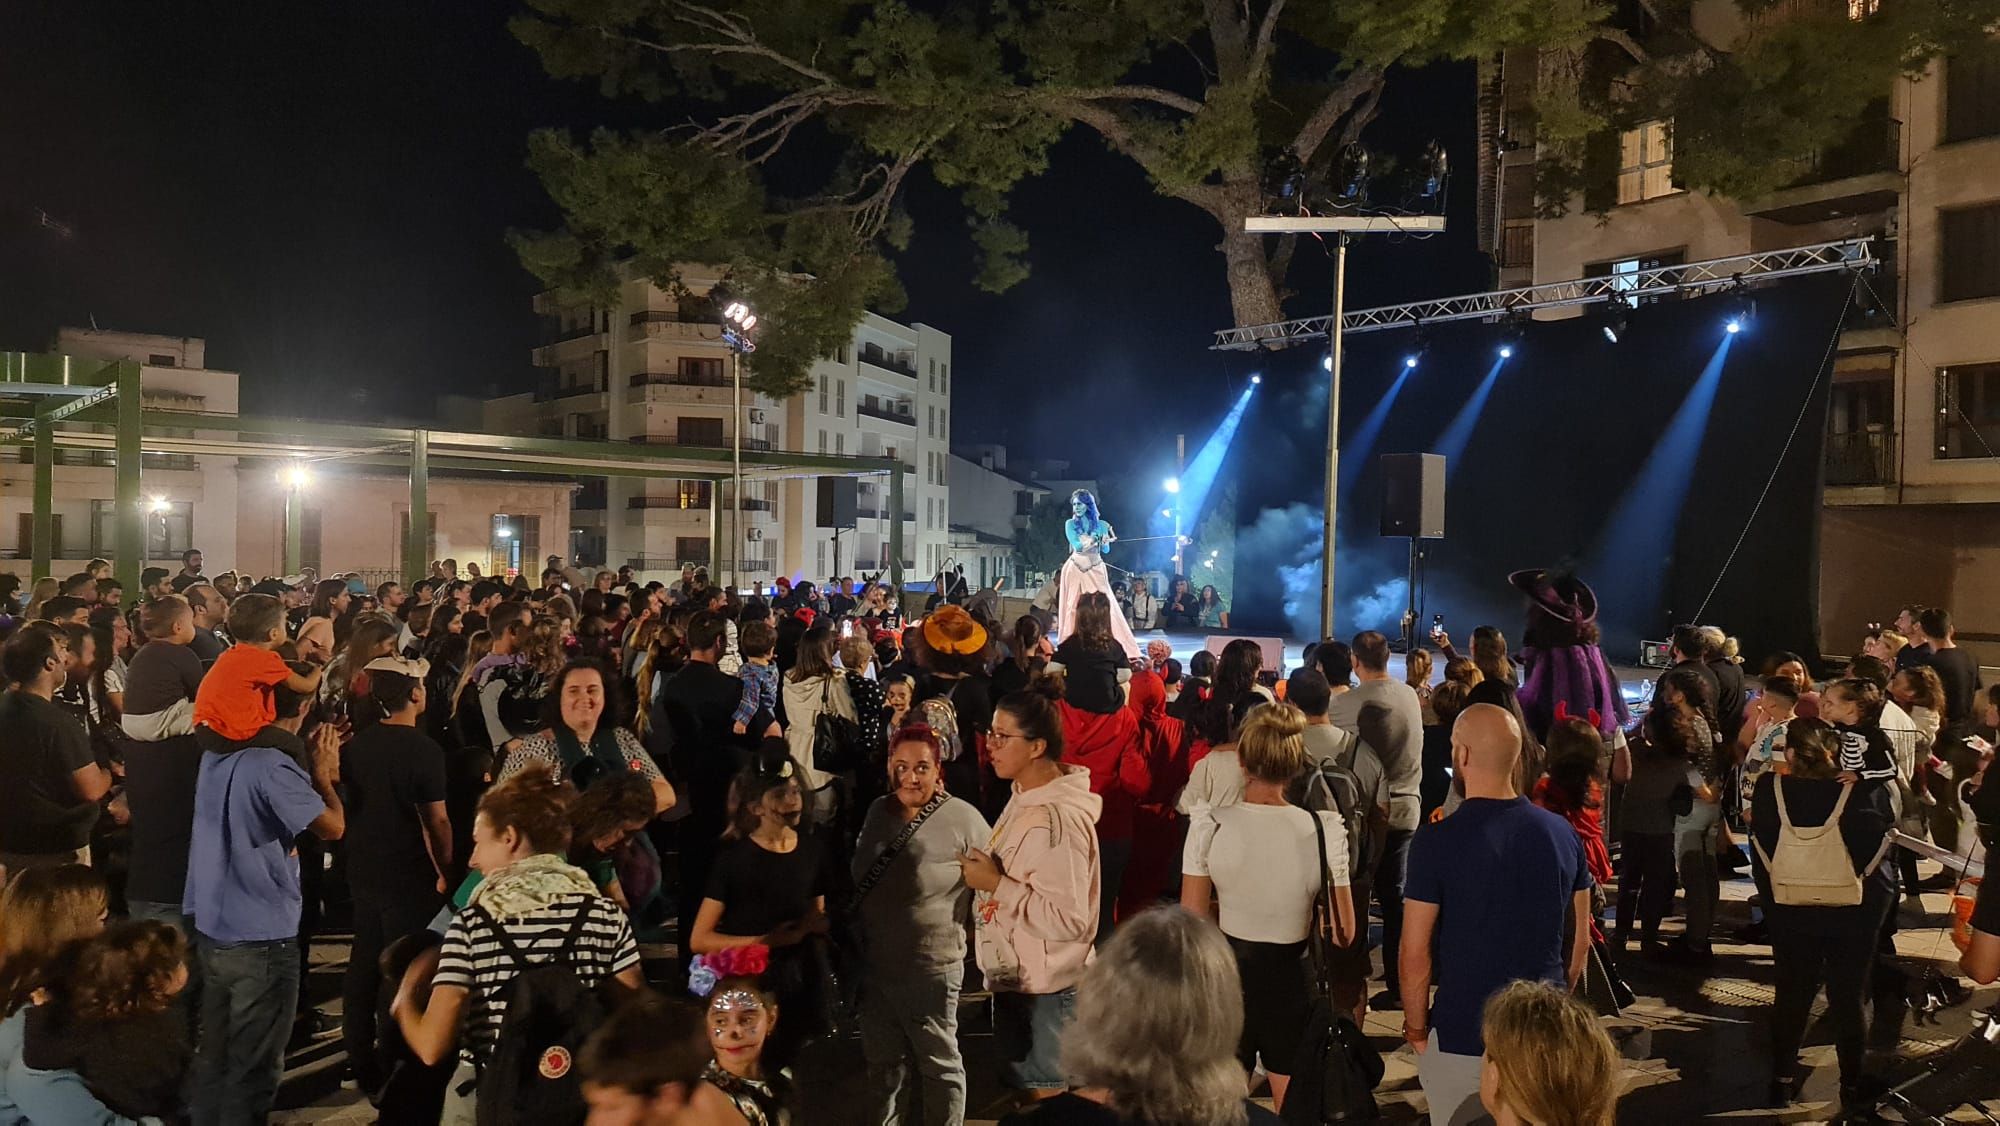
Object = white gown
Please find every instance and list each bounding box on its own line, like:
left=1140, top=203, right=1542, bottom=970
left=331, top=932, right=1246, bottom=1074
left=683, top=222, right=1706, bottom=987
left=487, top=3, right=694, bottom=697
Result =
left=1056, top=523, right=1141, bottom=660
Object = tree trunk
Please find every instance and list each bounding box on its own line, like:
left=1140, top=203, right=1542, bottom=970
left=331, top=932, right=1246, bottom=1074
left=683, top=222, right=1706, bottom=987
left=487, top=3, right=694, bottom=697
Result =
left=1216, top=204, right=1286, bottom=329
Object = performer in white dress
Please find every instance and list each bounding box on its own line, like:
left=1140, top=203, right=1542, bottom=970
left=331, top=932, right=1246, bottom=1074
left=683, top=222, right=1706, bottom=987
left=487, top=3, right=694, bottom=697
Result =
left=1056, top=489, right=1140, bottom=660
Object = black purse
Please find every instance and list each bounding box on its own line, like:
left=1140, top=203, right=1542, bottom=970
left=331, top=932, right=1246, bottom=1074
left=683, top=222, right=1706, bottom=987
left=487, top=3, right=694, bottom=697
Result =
left=812, top=678, right=865, bottom=774
left=1283, top=804, right=1383, bottom=1124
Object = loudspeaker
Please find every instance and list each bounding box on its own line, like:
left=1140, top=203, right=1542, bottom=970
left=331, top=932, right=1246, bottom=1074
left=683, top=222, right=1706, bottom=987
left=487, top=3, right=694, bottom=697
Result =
left=1380, top=453, right=1445, bottom=539
left=816, top=477, right=858, bottom=528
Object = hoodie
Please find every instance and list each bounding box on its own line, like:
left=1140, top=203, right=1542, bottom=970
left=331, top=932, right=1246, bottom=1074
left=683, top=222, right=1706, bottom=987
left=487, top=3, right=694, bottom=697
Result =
left=1119, top=671, right=1191, bottom=920
left=975, top=764, right=1102, bottom=995
left=1057, top=700, right=1149, bottom=841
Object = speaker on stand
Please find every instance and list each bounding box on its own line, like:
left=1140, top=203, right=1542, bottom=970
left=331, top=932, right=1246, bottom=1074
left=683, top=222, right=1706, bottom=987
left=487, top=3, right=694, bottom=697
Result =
left=1379, top=453, right=1446, bottom=653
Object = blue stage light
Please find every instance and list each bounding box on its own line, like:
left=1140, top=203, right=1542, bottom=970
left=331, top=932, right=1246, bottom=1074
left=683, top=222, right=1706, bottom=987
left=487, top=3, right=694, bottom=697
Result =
left=1498, top=344, right=1514, bottom=359
left=1724, top=318, right=1742, bottom=334
left=1403, top=354, right=1419, bottom=369
left=1251, top=374, right=1263, bottom=385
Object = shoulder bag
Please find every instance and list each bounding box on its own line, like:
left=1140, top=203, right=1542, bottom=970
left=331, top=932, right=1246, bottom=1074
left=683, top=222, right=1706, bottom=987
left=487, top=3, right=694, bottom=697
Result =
left=1282, top=803, right=1383, bottom=1123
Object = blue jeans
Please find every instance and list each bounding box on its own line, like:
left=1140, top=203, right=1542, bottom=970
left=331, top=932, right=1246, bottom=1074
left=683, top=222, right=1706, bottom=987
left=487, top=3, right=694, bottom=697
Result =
left=192, top=935, right=299, bottom=1126
left=1377, top=828, right=1415, bottom=991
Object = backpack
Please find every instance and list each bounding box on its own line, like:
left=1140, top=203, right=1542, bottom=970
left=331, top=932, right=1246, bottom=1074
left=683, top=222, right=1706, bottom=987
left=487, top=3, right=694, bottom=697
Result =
left=1288, top=736, right=1381, bottom=887
left=1753, top=779, right=1870, bottom=907
left=919, top=691, right=964, bottom=763
left=473, top=902, right=611, bottom=1126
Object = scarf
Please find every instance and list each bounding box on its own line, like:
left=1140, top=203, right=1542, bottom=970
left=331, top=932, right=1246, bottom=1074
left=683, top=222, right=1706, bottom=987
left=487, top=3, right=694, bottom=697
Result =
left=467, top=853, right=599, bottom=920
left=555, top=722, right=630, bottom=787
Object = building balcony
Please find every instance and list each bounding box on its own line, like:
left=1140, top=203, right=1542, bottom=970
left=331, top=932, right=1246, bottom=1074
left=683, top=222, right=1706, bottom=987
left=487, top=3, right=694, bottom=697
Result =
left=628, top=495, right=713, bottom=511
left=1825, top=430, right=1897, bottom=487
left=626, top=372, right=732, bottom=406
left=533, top=380, right=606, bottom=404
left=625, top=554, right=710, bottom=571
left=1745, top=113, right=1901, bottom=225
left=857, top=399, right=916, bottom=427
left=530, top=333, right=605, bottom=368
left=858, top=346, right=918, bottom=379
left=626, top=435, right=774, bottom=452
left=739, top=498, right=775, bottom=513
left=627, top=312, right=726, bottom=347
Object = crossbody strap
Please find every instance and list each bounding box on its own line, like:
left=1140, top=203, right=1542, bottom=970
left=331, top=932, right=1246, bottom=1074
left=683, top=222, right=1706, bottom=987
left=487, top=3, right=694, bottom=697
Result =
left=1302, top=800, right=1336, bottom=994
left=854, top=792, right=948, bottom=903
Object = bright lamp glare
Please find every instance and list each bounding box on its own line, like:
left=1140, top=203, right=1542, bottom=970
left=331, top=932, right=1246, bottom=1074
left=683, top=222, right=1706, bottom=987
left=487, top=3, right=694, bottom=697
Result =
left=1250, top=374, right=1262, bottom=386
left=1602, top=326, right=1620, bottom=344
left=1498, top=345, right=1514, bottom=359
left=1724, top=318, right=1742, bottom=334
left=281, top=464, right=311, bottom=489
left=149, top=496, right=170, bottom=513
left=496, top=527, right=513, bottom=539
left=1322, top=355, right=1333, bottom=372
left=1403, top=355, right=1419, bottom=369
left=1163, top=477, right=1180, bottom=493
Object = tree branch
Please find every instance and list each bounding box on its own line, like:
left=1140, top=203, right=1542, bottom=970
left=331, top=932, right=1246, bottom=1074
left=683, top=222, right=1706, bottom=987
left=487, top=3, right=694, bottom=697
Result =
left=1595, top=27, right=1650, bottom=64
left=1205, top=0, right=1249, bottom=83
left=702, top=87, right=892, bottom=163
left=1290, top=67, right=1384, bottom=165
left=1042, top=85, right=1205, bottom=115
left=1249, top=0, right=1288, bottom=81
left=1042, top=96, right=1228, bottom=216
left=605, top=2, right=840, bottom=89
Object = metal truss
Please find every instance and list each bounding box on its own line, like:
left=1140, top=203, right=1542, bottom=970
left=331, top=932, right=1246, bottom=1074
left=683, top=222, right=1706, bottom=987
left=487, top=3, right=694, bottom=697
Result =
left=1212, top=237, right=1876, bottom=351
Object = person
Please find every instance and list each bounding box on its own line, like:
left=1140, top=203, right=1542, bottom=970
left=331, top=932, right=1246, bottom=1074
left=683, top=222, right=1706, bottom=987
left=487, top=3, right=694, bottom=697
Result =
left=183, top=662, right=346, bottom=1126
left=1195, top=586, right=1228, bottom=630
left=339, top=654, right=455, bottom=1100
left=170, top=548, right=206, bottom=593
left=731, top=619, right=782, bottom=738
left=568, top=771, right=663, bottom=915
left=1126, top=578, right=1155, bottom=632
left=698, top=971, right=791, bottom=1125
left=393, top=767, right=644, bottom=1124
left=1289, top=667, right=1385, bottom=1012
left=964, top=684, right=1102, bottom=1102
left=781, top=628, right=857, bottom=824
left=1763, top=651, right=1819, bottom=720
left=1050, top=592, right=1130, bottom=716
left=1651, top=624, right=1721, bottom=722
left=297, top=578, right=351, bottom=664
left=1406, top=647, right=1435, bottom=721
left=1053, top=609, right=1147, bottom=940
left=1400, top=703, right=1591, bottom=1126
left=1328, top=630, right=1424, bottom=1010
left=998, top=906, right=1283, bottom=1126
left=0, top=865, right=109, bottom=1020
left=967, top=577, right=1006, bottom=625
left=1661, top=665, right=1726, bottom=962
left=689, top=747, right=834, bottom=1069
left=1117, top=670, right=1193, bottom=921
left=1054, top=491, right=1139, bottom=661
left=993, top=616, right=1047, bottom=702
left=1818, top=678, right=1899, bottom=788
left=1737, top=676, right=1801, bottom=832
left=852, top=724, right=992, bottom=1126
left=17, top=920, right=193, bottom=1123
left=0, top=625, right=111, bottom=872
left=1612, top=666, right=1707, bottom=956
left=1437, top=625, right=1517, bottom=689
left=1160, top=577, right=1199, bottom=631
left=183, top=583, right=230, bottom=665
left=1963, top=845, right=2000, bottom=984
left=191, top=592, right=324, bottom=751
left=1180, top=703, right=1354, bottom=1109
left=1753, top=717, right=1896, bottom=1110
left=656, top=612, right=754, bottom=979
left=1531, top=718, right=1627, bottom=1006
left=1919, top=606, right=1980, bottom=727
left=1476, top=981, right=1620, bottom=1126
left=913, top=606, right=997, bottom=811
left=1174, top=645, right=1266, bottom=815
left=119, top=596, right=210, bottom=980
left=1893, top=604, right=1932, bottom=672
left=498, top=659, right=675, bottom=814
left=1506, top=569, right=1629, bottom=746
left=579, top=991, right=752, bottom=1126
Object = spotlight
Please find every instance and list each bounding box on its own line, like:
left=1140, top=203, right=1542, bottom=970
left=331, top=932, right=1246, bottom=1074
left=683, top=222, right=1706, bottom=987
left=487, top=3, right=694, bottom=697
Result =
left=1163, top=477, right=1180, bottom=494
left=1598, top=304, right=1630, bottom=344
left=280, top=463, right=311, bottom=489
left=1161, top=508, right=1173, bottom=518
left=1322, top=355, right=1333, bottom=372
left=1497, top=344, right=1513, bottom=359
left=149, top=496, right=170, bottom=513
left=1250, top=374, right=1262, bottom=386
left=1724, top=318, right=1741, bottom=335
left=1403, top=354, right=1419, bottom=369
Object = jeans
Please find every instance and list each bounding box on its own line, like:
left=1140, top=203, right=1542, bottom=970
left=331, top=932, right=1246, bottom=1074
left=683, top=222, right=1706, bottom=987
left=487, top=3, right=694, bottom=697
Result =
left=1614, top=831, right=1677, bottom=944
left=1096, top=836, right=1132, bottom=945
left=1768, top=894, right=1892, bottom=1085
left=1417, top=1032, right=1486, bottom=1125
left=1376, top=828, right=1414, bottom=991
left=1674, top=799, right=1722, bottom=950
left=861, top=960, right=966, bottom=1126
left=343, top=886, right=445, bottom=1094
left=192, top=935, right=300, bottom=1126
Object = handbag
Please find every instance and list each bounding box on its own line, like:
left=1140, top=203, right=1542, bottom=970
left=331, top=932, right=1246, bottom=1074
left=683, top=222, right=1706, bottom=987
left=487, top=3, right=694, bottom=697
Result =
left=812, top=677, right=865, bottom=774
left=1282, top=803, right=1383, bottom=1124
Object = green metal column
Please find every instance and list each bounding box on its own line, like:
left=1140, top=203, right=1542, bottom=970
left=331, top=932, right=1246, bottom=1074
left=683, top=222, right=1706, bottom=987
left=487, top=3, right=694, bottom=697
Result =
left=114, top=361, right=143, bottom=603
left=284, top=483, right=303, bottom=577
left=405, top=430, right=429, bottom=586
left=31, top=400, right=52, bottom=580
left=888, top=468, right=905, bottom=589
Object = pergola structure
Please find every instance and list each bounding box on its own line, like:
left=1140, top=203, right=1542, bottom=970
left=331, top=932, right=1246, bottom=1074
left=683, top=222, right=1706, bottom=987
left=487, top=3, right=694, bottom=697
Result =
left=1, top=352, right=905, bottom=598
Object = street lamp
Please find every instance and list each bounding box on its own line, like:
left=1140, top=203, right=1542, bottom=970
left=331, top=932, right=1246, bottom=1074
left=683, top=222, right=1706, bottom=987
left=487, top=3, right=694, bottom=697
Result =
left=278, top=462, right=312, bottom=575
left=715, top=291, right=760, bottom=588
left=1243, top=211, right=1447, bottom=637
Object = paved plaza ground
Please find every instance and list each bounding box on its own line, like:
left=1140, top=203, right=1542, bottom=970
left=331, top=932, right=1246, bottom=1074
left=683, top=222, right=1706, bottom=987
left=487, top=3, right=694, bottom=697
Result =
left=269, top=858, right=1997, bottom=1125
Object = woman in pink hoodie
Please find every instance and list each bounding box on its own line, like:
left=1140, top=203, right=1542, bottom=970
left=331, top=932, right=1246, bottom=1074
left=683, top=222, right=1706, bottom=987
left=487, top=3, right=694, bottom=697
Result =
left=961, top=680, right=1103, bottom=1102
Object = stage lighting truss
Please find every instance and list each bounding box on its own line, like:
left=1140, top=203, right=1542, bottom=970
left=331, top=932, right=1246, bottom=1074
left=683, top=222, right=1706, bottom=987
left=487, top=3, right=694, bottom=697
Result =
left=1210, top=237, right=1875, bottom=351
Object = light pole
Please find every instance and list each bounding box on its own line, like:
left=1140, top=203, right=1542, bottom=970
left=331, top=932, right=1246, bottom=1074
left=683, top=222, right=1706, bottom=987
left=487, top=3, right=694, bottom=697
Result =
left=1242, top=214, right=1445, bottom=638
left=718, top=297, right=759, bottom=589
left=280, top=462, right=311, bottom=577
left=148, top=496, right=170, bottom=567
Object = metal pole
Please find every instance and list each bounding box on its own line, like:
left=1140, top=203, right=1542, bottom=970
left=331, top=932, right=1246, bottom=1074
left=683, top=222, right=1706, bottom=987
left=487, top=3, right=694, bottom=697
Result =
left=114, top=361, right=143, bottom=605
left=405, top=429, right=429, bottom=587
left=730, top=350, right=743, bottom=589
left=284, top=484, right=303, bottom=577
left=1321, top=234, right=1347, bottom=640
left=31, top=400, right=52, bottom=579
left=707, top=477, right=720, bottom=575
left=888, top=469, right=905, bottom=590
left=1172, top=433, right=1185, bottom=577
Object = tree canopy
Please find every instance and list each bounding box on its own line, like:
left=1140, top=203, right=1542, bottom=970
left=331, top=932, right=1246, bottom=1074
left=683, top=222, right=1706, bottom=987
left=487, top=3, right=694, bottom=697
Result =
left=511, top=0, right=2000, bottom=397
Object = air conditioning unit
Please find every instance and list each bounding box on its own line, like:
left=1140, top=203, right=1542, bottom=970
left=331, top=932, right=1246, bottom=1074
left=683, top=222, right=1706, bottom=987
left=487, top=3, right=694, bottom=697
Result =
left=746, top=528, right=765, bottom=542
left=748, top=408, right=767, bottom=424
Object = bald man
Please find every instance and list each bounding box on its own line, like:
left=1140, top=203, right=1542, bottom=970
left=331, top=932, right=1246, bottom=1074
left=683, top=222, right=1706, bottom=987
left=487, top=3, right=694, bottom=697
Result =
left=1399, top=703, right=1593, bottom=1126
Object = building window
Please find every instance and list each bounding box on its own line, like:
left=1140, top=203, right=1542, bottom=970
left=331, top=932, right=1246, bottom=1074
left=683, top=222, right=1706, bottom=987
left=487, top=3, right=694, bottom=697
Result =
left=490, top=515, right=539, bottom=579
left=678, top=357, right=723, bottom=383
left=678, top=417, right=725, bottom=447
left=147, top=353, right=177, bottom=367
left=1617, top=120, right=1675, bottom=204
left=14, top=513, right=63, bottom=559
left=1847, top=0, right=1878, bottom=17
left=1945, top=40, right=2000, bottom=144
left=1937, top=361, right=2000, bottom=458
left=836, top=379, right=845, bottom=418
left=1585, top=250, right=1686, bottom=307
left=302, top=508, right=323, bottom=574
left=141, top=501, right=197, bottom=559
left=835, top=432, right=844, bottom=455
left=818, top=375, right=829, bottom=414
left=816, top=540, right=826, bottom=577
left=1939, top=203, right=2000, bottom=302
left=929, top=358, right=936, bottom=376
left=818, top=429, right=827, bottom=454
left=939, top=409, right=948, bottom=437
left=676, top=536, right=710, bottom=564
left=941, top=363, right=949, bottom=392
left=927, top=406, right=935, bottom=437
left=676, top=480, right=713, bottom=508
left=398, top=509, right=439, bottom=563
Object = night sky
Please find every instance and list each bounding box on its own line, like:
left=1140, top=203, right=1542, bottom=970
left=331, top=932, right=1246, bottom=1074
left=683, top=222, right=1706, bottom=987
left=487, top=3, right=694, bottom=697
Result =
left=0, top=2, right=1489, bottom=477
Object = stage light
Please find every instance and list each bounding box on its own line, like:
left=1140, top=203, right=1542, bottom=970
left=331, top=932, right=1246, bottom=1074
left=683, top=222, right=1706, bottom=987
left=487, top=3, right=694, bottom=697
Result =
left=280, top=463, right=311, bottom=489
left=1403, top=354, right=1419, bottom=369
left=1161, top=508, right=1173, bottom=518
left=1497, top=344, right=1514, bottom=359
left=1163, top=477, right=1180, bottom=494
left=1250, top=374, right=1262, bottom=386
left=1602, top=325, right=1620, bottom=343
left=1322, top=355, right=1333, bottom=372
left=1724, top=317, right=1742, bottom=334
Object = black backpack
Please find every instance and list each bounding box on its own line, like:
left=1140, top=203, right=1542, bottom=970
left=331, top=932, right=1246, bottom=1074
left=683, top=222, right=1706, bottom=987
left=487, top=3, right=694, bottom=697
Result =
left=1286, top=737, right=1382, bottom=886
left=473, top=901, right=610, bottom=1126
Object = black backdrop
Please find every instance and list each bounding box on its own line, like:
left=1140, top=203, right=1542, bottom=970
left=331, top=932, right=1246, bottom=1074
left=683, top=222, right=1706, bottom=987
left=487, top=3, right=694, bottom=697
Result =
left=1224, top=274, right=1853, bottom=665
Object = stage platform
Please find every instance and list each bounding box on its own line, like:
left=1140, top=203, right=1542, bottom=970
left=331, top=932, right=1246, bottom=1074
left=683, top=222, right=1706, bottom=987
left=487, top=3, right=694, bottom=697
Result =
left=1141, top=628, right=1661, bottom=710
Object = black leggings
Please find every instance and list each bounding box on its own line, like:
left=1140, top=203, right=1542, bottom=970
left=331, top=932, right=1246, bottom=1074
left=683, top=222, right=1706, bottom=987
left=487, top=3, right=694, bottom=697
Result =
left=1766, top=894, right=1892, bottom=1084
left=1614, top=831, right=1676, bottom=942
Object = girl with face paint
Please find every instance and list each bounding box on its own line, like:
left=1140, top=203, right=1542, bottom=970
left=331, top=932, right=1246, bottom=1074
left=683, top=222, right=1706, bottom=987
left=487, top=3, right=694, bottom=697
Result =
left=701, top=975, right=790, bottom=1125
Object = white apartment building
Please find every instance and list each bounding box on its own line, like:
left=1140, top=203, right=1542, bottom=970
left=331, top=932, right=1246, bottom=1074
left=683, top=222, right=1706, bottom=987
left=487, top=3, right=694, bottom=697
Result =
left=500, top=265, right=954, bottom=584
left=1480, top=5, right=2000, bottom=660
left=2, top=329, right=571, bottom=583
left=949, top=444, right=1052, bottom=588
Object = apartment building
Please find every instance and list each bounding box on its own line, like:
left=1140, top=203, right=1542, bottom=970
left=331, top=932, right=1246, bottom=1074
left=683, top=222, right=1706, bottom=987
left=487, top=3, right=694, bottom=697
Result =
left=1480, top=3, right=2000, bottom=659
left=2, top=329, right=571, bottom=582
left=500, top=265, right=954, bottom=584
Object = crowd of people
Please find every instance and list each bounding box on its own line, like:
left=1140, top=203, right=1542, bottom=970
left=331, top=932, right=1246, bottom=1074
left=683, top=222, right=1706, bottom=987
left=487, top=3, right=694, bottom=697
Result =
left=0, top=551, right=1994, bottom=1125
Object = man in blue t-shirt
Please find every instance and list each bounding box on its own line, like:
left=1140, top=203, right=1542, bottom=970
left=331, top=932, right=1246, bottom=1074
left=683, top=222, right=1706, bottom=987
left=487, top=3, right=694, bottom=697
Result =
left=182, top=676, right=346, bottom=1126
left=1399, top=703, right=1591, bottom=1126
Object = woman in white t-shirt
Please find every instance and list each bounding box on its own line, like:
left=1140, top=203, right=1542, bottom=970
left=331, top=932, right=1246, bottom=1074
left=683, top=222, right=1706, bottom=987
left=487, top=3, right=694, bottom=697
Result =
left=1180, top=702, right=1355, bottom=1111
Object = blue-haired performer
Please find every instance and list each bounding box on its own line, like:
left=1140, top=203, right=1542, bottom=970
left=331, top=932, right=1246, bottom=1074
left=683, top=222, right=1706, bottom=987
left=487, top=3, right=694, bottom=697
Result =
left=1056, top=489, right=1140, bottom=660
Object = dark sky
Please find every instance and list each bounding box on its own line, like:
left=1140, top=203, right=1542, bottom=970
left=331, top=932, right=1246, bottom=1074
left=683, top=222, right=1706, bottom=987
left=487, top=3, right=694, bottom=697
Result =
left=0, top=2, right=1486, bottom=475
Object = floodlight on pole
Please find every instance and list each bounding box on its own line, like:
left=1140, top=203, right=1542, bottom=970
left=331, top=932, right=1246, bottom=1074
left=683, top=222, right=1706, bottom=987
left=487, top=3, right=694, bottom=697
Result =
left=712, top=287, right=760, bottom=588
left=1163, top=477, right=1180, bottom=494
left=1242, top=211, right=1447, bottom=639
